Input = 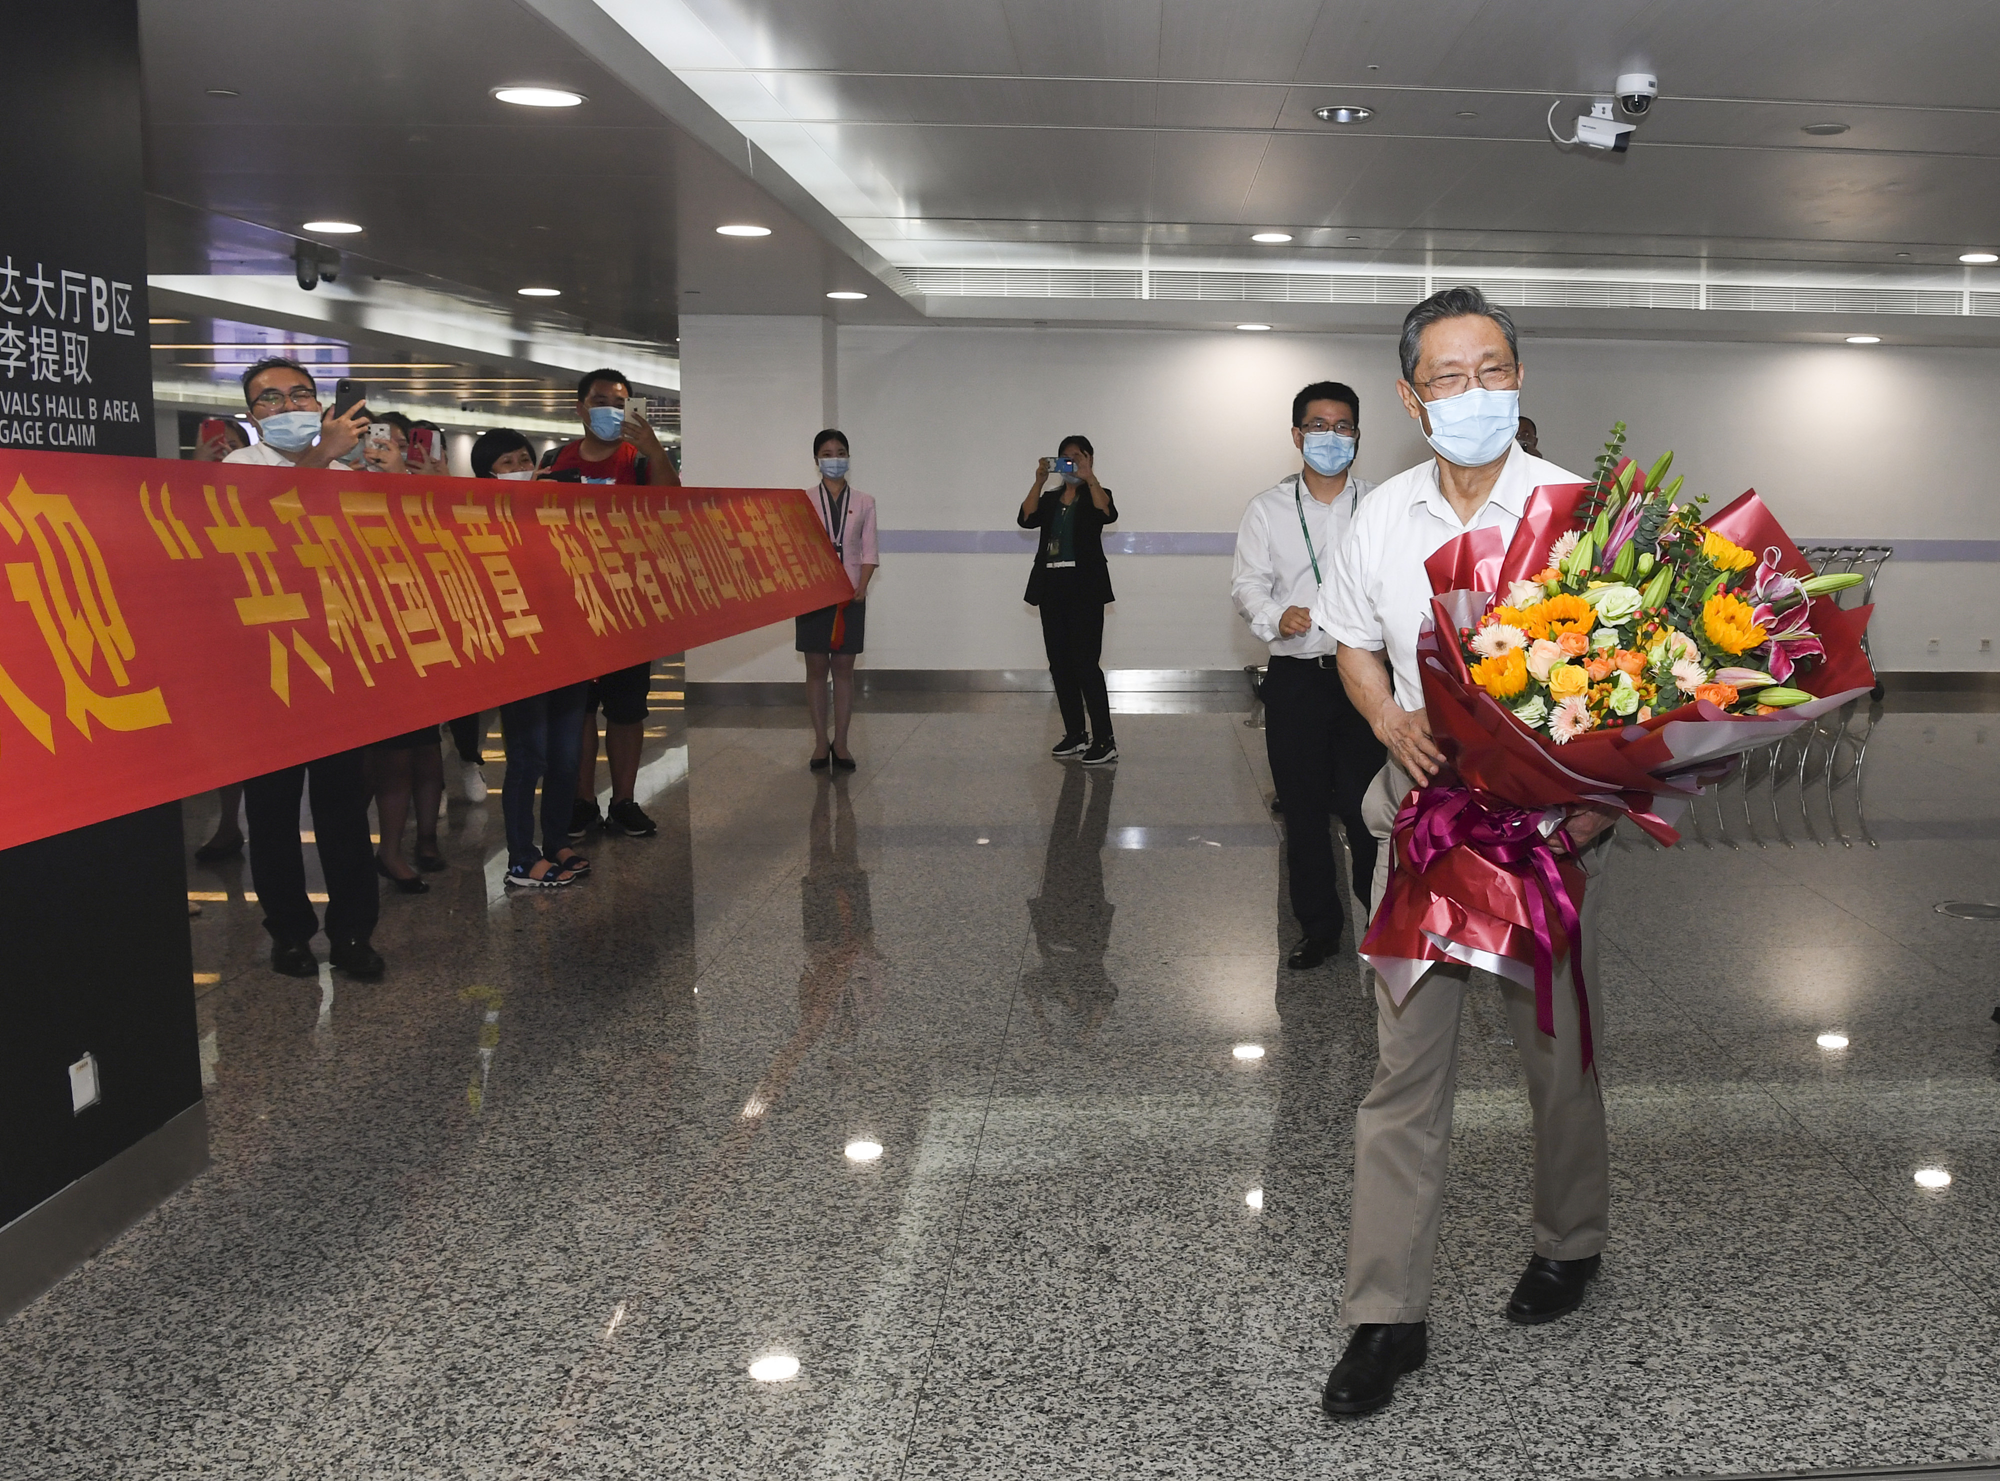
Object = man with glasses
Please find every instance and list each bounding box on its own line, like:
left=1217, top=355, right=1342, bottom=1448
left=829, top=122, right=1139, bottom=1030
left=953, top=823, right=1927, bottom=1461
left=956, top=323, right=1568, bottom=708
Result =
left=224, top=356, right=385, bottom=981
left=223, top=356, right=369, bottom=468
left=1232, top=381, right=1385, bottom=972
left=1313, top=288, right=1619, bottom=1415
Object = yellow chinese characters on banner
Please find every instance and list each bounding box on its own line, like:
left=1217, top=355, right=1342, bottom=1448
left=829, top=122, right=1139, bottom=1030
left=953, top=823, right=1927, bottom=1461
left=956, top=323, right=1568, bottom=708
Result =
left=0, top=473, right=169, bottom=756
left=0, top=448, right=851, bottom=854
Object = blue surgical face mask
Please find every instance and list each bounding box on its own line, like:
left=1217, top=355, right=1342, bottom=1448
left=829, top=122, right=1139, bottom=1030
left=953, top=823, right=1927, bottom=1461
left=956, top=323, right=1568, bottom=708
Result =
left=818, top=456, right=849, bottom=480
left=1418, top=386, right=1520, bottom=468
left=1300, top=430, right=1357, bottom=477
left=258, top=409, right=321, bottom=453
left=586, top=405, right=627, bottom=441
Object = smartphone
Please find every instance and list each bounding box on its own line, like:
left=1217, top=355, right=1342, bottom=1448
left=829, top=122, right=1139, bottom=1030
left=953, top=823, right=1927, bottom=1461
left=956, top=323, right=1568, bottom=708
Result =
left=627, top=395, right=648, bottom=423
left=365, top=422, right=393, bottom=449
left=332, top=378, right=366, bottom=420
left=408, top=427, right=442, bottom=466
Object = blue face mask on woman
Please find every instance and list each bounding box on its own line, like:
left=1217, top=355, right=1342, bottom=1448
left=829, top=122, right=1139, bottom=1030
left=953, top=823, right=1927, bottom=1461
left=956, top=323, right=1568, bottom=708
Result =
left=258, top=409, right=321, bottom=452
left=818, top=456, right=849, bottom=480
left=1300, top=430, right=1357, bottom=477
left=587, top=405, right=627, bottom=441
left=1418, top=386, right=1520, bottom=468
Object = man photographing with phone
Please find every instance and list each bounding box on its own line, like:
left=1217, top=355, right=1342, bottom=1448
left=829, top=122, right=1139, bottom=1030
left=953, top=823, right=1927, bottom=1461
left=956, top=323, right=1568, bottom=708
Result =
left=544, top=368, right=681, bottom=840
left=221, top=355, right=385, bottom=982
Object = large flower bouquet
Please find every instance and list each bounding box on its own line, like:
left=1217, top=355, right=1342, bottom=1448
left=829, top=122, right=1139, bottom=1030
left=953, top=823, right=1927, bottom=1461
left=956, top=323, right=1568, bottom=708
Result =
left=1360, top=424, right=1876, bottom=1067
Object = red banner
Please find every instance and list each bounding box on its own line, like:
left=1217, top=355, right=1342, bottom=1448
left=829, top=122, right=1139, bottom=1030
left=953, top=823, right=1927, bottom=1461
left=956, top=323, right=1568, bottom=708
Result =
left=0, top=449, right=850, bottom=851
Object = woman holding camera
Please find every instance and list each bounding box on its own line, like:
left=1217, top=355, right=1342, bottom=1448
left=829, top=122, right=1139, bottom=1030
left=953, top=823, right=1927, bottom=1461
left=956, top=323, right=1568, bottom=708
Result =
left=1020, top=435, right=1118, bottom=765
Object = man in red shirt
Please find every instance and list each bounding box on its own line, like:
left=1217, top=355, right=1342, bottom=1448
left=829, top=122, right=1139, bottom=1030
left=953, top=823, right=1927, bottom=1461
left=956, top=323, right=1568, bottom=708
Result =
left=546, top=368, right=680, bottom=838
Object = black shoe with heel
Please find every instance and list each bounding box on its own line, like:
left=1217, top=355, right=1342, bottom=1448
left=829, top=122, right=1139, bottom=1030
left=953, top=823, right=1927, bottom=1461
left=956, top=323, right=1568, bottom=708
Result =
left=376, top=856, right=428, bottom=894
left=1321, top=1322, right=1427, bottom=1416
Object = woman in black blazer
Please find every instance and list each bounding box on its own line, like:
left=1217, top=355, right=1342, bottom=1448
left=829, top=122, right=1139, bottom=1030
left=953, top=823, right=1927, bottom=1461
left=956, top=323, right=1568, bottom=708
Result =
left=1019, top=433, right=1119, bottom=764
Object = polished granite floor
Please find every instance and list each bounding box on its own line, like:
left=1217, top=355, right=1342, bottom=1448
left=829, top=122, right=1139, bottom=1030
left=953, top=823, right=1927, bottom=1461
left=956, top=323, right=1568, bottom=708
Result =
left=2, top=687, right=1997, bottom=1480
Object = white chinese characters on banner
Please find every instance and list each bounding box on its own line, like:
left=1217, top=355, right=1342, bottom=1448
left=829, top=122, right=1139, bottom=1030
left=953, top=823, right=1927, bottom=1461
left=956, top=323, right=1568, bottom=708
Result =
left=0, top=252, right=140, bottom=451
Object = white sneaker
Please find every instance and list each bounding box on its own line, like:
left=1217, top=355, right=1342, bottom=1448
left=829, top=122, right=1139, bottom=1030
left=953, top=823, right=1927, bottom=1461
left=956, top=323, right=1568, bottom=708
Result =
left=460, top=761, right=489, bottom=802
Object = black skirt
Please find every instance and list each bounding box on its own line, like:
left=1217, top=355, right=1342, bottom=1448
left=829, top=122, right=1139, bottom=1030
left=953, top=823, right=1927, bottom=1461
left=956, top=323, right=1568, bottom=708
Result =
left=375, top=724, right=442, bottom=750
left=795, top=600, right=866, bottom=654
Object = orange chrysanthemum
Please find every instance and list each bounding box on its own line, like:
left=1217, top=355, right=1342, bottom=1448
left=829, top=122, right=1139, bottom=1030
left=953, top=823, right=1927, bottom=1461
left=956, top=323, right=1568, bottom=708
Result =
left=1469, top=647, right=1529, bottom=701
left=1526, top=593, right=1594, bottom=639
left=1702, top=593, right=1766, bottom=655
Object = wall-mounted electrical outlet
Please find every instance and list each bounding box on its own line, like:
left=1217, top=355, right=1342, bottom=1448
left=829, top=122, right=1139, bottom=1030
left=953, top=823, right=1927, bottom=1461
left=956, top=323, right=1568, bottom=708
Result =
left=1982, top=638, right=1993, bottom=655
left=69, top=1052, right=100, bottom=1114
left=1927, top=638, right=1941, bottom=654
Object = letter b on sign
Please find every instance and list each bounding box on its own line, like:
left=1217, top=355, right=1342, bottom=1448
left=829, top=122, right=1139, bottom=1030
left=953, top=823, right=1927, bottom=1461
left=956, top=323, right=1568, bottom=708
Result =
left=91, top=278, right=111, bottom=332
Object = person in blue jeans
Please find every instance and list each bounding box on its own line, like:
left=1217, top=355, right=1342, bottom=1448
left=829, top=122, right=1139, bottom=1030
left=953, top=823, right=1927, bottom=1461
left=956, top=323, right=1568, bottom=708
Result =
left=472, top=429, right=594, bottom=889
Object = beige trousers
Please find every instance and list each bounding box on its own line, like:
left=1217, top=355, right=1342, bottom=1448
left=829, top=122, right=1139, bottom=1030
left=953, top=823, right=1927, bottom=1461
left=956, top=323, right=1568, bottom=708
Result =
left=1340, top=761, right=1610, bottom=1326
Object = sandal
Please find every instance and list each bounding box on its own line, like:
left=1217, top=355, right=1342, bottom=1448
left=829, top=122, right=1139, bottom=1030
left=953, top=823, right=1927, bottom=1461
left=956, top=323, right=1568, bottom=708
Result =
left=504, top=859, right=569, bottom=889
left=550, top=848, right=591, bottom=878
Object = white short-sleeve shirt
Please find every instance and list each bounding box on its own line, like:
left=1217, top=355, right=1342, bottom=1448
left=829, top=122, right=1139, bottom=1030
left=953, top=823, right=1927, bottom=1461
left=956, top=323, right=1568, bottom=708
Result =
left=221, top=441, right=297, bottom=466
left=1231, top=472, right=1374, bottom=659
left=1314, top=443, right=1584, bottom=712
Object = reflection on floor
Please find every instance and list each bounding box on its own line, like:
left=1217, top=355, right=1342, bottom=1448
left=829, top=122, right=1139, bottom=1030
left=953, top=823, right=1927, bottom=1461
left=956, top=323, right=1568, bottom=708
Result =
left=3, top=692, right=1998, bottom=1480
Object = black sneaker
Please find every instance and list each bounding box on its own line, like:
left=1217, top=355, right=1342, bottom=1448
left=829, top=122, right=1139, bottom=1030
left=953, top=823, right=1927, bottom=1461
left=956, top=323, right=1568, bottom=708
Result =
left=604, top=799, right=657, bottom=837
left=271, top=940, right=317, bottom=978
left=1080, top=738, right=1119, bottom=766
left=568, top=797, right=601, bottom=839
left=1051, top=732, right=1089, bottom=758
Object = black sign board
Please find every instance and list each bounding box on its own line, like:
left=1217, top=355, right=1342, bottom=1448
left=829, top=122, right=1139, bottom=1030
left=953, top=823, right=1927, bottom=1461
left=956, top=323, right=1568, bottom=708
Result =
left=0, top=4, right=154, bottom=456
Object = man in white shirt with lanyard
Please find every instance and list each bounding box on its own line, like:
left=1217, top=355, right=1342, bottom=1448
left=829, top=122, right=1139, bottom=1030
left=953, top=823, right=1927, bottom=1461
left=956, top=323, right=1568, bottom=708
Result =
left=1312, top=287, right=1621, bottom=1417
left=1232, top=381, right=1385, bottom=971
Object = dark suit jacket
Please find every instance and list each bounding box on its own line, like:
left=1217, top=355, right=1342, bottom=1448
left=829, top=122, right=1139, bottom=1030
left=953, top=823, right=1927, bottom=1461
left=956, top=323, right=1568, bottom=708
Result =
left=1019, top=485, right=1118, bottom=605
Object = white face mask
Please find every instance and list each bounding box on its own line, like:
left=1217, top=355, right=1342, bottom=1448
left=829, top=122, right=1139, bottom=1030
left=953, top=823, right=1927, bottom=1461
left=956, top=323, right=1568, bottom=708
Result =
left=258, top=409, right=322, bottom=452
left=494, top=469, right=535, bottom=480
left=817, top=456, right=850, bottom=480
left=1418, top=386, right=1520, bottom=468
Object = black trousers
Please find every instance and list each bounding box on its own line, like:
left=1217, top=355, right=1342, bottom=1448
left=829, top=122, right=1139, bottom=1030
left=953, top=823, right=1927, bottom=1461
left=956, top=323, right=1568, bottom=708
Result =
left=244, top=747, right=379, bottom=947
left=1263, top=655, right=1387, bottom=943
left=447, top=713, right=483, bottom=765
left=1038, top=570, right=1112, bottom=741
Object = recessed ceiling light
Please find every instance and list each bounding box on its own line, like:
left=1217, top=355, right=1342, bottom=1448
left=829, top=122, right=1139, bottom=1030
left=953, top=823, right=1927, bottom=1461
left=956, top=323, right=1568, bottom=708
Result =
left=492, top=86, right=586, bottom=108
left=1895, top=251, right=1912, bottom=258
left=1314, top=104, right=1374, bottom=125
left=204, top=88, right=239, bottom=99
left=1455, top=110, right=1479, bottom=119
left=1960, top=251, right=1998, bottom=264
left=1844, top=336, right=1880, bottom=345
left=826, top=290, right=868, bottom=300
left=1816, top=1032, right=1850, bottom=1048
left=517, top=287, right=562, bottom=297
left=717, top=224, right=771, bottom=237
left=1245, top=1188, right=1264, bottom=1209
left=1251, top=231, right=1293, bottom=244
left=1346, top=235, right=1362, bottom=243
left=1801, top=122, right=1849, bottom=137
left=844, top=1140, right=883, bottom=1161
left=302, top=220, right=363, bottom=234
left=149, top=318, right=189, bottom=325
left=1914, top=1167, right=1952, bottom=1190
left=748, top=1354, right=800, bottom=1382
left=1232, top=1043, right=1266, bottom=1059
left=1235, top=323, right=1272, bottom=333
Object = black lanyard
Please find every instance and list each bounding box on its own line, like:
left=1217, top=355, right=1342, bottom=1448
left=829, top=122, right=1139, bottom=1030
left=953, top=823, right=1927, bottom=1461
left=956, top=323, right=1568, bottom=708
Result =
left=816, top=481, right=850, bottom=562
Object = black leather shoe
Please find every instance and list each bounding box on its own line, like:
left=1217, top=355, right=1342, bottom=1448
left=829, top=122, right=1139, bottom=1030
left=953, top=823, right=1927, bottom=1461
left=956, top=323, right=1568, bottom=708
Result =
left=329, top=938, right=385, bottom=980
left=1321, top=1322, right=1426, bottom=1416
left=1286, top=936, right=1340, bottom=970
left=1505, top=1253, right=1601, bottom=1324
left=270, top=940, right=317, bottom=978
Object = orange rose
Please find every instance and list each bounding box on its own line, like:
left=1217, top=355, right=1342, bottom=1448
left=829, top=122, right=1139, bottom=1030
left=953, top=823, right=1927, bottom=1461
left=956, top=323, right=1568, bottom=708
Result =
left=1530, top=567, right=1561, bottom=586
left=1556, top=631, right=1590, bottom=657
left=1694, top=682, right=1740, bottom=707
left=1613, top=649, right=1646, bottom=678
left=1585, top=655, right=1615, bottom=683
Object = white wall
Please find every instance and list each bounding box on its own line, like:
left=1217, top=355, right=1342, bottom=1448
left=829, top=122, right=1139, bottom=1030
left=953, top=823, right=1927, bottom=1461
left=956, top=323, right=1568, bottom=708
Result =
left=682, top=317, right=2000, bottom=679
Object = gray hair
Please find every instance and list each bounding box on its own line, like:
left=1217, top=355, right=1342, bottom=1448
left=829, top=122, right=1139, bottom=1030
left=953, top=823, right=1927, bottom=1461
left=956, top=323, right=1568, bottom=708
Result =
left=1398, top=286, right=1519, bottom=385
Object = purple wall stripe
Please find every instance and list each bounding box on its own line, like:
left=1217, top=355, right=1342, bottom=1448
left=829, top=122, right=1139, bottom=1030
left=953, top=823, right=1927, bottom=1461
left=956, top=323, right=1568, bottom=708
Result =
left=877, top=532, right=1998, bottom=561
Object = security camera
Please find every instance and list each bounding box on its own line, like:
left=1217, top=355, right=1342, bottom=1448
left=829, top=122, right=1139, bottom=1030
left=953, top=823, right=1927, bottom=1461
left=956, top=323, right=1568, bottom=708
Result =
left=1616, top=73, right=1657, bottom=116
left=317, top=246, right=342, bottom=284
left=293, top=240, right=319, bottom=291
left=1576, top=104, right=1636, bottom=153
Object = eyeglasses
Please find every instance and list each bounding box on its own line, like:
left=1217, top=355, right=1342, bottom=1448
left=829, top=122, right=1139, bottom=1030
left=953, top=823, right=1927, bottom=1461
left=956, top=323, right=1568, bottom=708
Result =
left=1416, top=363, right=1518, bottom=399
left=1300, top=419, right=1358, bottom=436
left=249, top=386, right=321, bottom=411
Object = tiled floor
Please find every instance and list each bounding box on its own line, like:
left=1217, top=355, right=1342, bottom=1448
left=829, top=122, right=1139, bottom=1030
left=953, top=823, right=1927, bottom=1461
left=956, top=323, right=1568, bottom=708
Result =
left=2, top=691, right=1997, bottom=1480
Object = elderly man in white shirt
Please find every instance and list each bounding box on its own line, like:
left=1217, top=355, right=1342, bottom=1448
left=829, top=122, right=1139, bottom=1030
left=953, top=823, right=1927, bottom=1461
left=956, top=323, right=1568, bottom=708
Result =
left=1312, top=288, right=1622, bottom=1418
left=1232, top=380, right=1385, bottom=971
